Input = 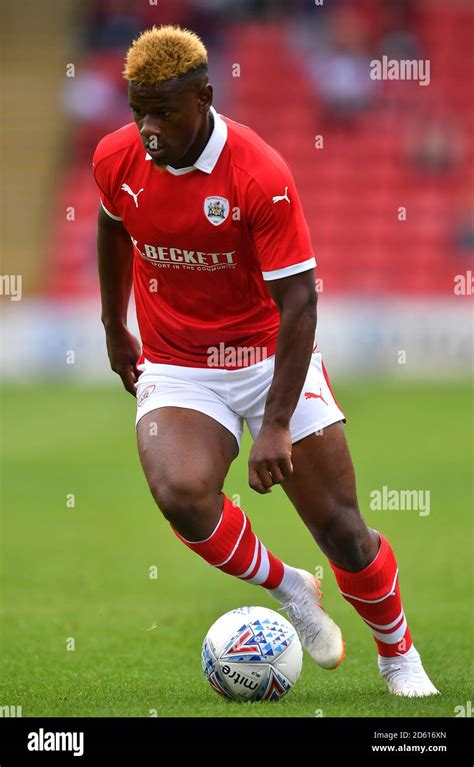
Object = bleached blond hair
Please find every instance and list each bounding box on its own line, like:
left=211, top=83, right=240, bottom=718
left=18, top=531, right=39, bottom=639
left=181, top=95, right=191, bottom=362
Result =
left=123, top=25, right=208, bottom=84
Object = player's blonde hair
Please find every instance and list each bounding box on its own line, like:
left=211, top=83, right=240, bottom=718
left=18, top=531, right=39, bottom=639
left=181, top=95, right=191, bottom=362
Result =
left=123, top=25, right=208, bottom=84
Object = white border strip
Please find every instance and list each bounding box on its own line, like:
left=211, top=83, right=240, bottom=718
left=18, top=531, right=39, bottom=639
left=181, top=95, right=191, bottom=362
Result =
left=100, top=200, right=122, bottom=221
left=262, top=257, right=316, bottom=281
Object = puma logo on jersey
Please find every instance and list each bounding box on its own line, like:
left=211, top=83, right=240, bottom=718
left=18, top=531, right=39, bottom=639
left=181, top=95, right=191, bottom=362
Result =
left=121, top=183, right=144, bottom=207
left=272, top=186, right=291, bottom=204
left=304, top=388, right=328, bottom=405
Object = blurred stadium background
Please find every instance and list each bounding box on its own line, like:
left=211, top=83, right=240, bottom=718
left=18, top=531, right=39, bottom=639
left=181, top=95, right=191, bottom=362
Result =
left=1, top=0, right=472, bottom=717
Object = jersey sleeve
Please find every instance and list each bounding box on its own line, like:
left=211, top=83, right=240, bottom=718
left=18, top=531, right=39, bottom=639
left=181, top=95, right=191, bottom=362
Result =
left=247, top=157, right=316, bottom=280
left=92, top=141, right=122, bottom=221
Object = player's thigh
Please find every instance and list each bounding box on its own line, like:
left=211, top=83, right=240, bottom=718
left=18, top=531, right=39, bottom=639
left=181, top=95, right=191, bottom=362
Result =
left=136, top=406, right=239, bottom=506
left=282, top=422, right=359, bottom=530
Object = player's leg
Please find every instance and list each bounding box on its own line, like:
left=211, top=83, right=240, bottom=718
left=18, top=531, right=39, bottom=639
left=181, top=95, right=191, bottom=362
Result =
left=137, top=407, right=237, bottom=540
left=281, top=423, right=379, bottom=570
left=137, top=406, right=330, bottom=652
left=283, top=422, right=439, bottom=696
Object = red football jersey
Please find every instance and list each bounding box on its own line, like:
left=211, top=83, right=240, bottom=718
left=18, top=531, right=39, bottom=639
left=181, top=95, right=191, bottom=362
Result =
left=92, top=106, right=316, bottom=368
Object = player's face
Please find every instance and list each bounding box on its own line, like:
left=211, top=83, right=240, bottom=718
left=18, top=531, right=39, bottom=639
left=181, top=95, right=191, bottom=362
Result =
left=128, top=81, right=212, bottom=169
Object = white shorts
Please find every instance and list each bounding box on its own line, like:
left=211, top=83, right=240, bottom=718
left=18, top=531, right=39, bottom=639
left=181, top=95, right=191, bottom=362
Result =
left=134, top=351, right=345, bottom=447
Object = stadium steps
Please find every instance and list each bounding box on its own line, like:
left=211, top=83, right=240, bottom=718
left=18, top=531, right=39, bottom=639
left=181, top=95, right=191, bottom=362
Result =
left=0, top=0, right=77, bottom=293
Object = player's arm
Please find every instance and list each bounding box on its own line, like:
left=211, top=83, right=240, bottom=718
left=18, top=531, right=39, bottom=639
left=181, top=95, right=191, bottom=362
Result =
left=248, top=269, right=317, bottom=494
left=97, top=206, right=141, bottom=396
left=262, top=268, right=317, bottom=428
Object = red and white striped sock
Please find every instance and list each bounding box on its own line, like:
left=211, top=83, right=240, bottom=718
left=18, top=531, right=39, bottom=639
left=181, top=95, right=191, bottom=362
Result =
left=329, top=532, right=413, bottom=658
left=171, top=494, right=300, bottom=593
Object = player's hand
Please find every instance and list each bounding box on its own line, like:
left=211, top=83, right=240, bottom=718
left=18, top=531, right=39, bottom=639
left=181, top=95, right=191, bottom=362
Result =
left=248, top=424, right=293, bottom=494
left=105, top=326, right=142, bottom=397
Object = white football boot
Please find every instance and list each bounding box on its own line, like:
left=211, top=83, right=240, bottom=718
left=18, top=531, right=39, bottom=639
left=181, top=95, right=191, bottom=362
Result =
left=268, top=568, right=345, bottom=670
left=378, top=645, right=440, bottom=697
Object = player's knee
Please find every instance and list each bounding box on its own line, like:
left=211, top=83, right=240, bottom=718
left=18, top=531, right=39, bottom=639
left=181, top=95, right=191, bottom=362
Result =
left=311, top=502, right=357, bottom=542
left=311, top=503, right=373, bottom=570
left=149, top=473, right=213, bottom=527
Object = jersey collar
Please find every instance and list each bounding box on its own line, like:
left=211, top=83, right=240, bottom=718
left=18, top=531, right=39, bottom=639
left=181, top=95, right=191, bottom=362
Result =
left=145, top=106, right=227, bottom=175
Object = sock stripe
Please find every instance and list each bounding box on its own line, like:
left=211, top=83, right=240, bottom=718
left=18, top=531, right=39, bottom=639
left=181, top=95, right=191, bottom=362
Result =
left=245, top=545, right=270, bottom=585
left=330, top=534, right=413, bottom=658
left=368, top=616, right=407, bottom=644
left=171, top=495, right=285, bottom=591
left=241, top=539, right=262, bottom=581
left=261, top=550, right=284, bottom=589
left=363, top=608, right=405, bottom=631
left=214, top=510, right=247, bottom=568
left=238, top=537, right=259, bottom=579
left=339, top=569, right=399, bottom=604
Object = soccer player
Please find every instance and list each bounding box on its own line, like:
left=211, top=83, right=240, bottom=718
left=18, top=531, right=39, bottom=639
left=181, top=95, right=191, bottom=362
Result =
left=93, top=25, right=438, bottom=696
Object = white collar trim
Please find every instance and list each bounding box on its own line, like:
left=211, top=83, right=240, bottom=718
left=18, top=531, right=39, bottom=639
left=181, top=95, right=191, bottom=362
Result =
left=145, top=106, right=227, bottom=175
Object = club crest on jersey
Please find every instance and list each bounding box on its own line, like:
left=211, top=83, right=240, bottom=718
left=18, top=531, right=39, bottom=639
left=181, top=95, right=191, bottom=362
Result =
left=204, top=196, right=229, bottom=226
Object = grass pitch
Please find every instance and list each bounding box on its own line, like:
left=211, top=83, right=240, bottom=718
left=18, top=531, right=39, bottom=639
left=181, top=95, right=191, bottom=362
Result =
left=0, top=380, right=472, bottom=717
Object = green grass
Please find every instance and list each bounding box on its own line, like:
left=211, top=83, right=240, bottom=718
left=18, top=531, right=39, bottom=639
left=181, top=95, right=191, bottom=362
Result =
left=0, top=380, right=472, bottom=717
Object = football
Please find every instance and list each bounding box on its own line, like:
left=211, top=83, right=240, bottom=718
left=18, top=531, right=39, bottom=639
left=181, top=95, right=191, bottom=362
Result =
left=201, top=606, right=303, bottom=701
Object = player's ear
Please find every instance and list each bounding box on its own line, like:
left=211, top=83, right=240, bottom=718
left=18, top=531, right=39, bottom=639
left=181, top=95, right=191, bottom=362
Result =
left=198, top=83, right=213, bottom=112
